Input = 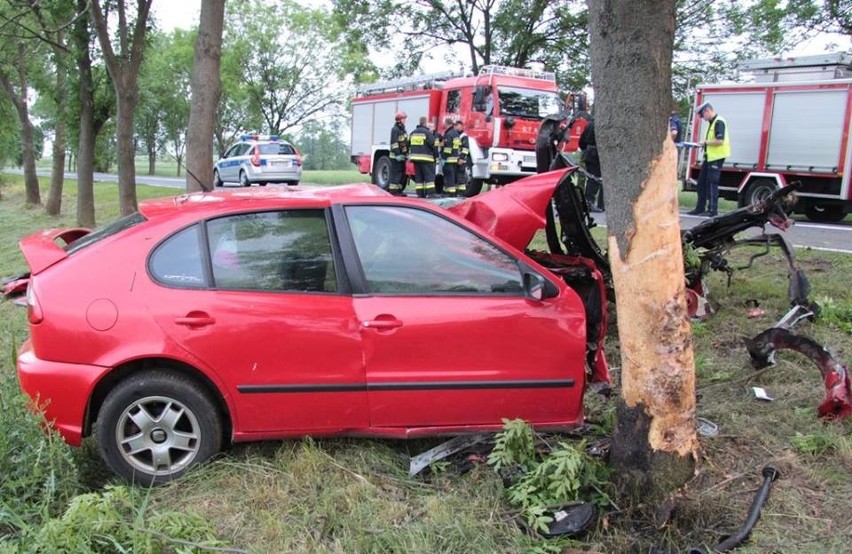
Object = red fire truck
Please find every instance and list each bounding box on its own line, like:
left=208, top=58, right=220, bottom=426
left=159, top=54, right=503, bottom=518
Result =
left=350, top=65, right=568, bottom=196
left=687, top=54, right=852, bottom=222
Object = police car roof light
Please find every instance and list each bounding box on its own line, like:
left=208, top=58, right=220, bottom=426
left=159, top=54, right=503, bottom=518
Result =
left=241, top=133, right=279, bottom=141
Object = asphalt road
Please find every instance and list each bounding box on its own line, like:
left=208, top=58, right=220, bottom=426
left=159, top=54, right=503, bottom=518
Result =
left=10, top=169, right=852, bottom=254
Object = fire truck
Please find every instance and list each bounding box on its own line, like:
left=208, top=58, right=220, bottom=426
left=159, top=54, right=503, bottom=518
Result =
left=687, top=53, right=852, bottom=222
left=350, top=65, right=565, bottom=196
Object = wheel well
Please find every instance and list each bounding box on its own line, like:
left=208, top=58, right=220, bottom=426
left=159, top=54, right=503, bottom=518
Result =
left=84, top=358, right=232, bottom=443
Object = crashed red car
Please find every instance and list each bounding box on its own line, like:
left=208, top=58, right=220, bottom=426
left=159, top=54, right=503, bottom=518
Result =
left=11, top=174, right=609, bottom=483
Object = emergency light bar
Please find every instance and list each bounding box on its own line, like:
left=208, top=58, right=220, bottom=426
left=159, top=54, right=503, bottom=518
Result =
left=241, top=134, right=279, bottom=141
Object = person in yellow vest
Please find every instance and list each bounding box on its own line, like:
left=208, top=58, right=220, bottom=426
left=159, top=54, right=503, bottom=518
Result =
left=688, top=102, right=730, bottom=217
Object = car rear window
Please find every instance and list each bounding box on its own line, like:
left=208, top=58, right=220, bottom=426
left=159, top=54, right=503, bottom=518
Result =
left=257, top=143, right=296, bottom=155
left=65, top=212, right=146, bottom=255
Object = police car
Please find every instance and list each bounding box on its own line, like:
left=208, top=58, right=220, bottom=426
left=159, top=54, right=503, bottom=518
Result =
left=214, top=134, right=302, bottom=187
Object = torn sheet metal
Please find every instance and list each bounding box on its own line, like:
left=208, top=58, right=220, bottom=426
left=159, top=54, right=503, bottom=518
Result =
left=745, top=327, right=852, bottom=419
left=408, top=433, right=492, bottom=476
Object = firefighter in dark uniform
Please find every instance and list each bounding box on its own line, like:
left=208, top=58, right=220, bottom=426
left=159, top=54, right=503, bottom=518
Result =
left=389, top=111, right=409, bottom=195
left=441, top=117, right=460, bottom=196
left=454, top=119, right=470, bottom=196
left=409, top=116, right=438, bottom=198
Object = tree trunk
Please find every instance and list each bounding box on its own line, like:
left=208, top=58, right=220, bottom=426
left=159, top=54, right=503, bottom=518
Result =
left=90, top=0, right=153, bottom=216
left=148, top=142, right=156, bottom=175
left=116, top=87, right=140, bottom=215
left=75, top=0, right=96, bottom=228
left=587, top=0, right=698, bottom=501
left=0, top=44, right=41, bottom=205
left=185, top=0, right=226, bottom=193
left=46, top=46, right=68, bottom=216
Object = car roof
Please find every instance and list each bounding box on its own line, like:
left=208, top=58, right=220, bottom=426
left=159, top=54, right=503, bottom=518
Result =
left=138, top=184, right=399, bottom=220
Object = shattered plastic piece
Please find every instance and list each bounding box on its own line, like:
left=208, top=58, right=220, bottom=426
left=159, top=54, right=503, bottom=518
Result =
left=408, top=433, right=491, bottom=476
left=538, top=502, right=597, bottom=538
left=745, top=327, right=852, bottom=419
left=752, top=387, right=774, bottom=402
left=697, top=417, right=719, bottom=437
left=747, top=307, right=765, bottom=318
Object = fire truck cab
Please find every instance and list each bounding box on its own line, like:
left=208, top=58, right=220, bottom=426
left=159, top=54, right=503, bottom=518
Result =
left=350, top=65, right=563, bottom=196
left=688, top=54, right=852, bottom=222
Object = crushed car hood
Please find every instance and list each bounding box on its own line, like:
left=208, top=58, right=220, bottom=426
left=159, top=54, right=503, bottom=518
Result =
left=447, top=169, right=570, bottom=250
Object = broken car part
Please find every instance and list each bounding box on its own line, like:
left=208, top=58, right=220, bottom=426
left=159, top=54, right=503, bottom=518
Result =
left=745, top=327, right=852, bottom=419
left=714, top=466, right=780, bottom=552
left=408, top=433, right=492, bottom=476
left=538, top=502, right=597, bottom=539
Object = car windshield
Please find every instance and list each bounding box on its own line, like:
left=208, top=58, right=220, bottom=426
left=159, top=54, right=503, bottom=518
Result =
left=497, top=86, right=562, bottom=119
left=257, top=143, right=296, bottom=155
left=65, top=212, right=146, bottom=254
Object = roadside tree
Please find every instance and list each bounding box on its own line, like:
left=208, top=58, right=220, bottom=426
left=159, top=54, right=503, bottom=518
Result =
left=587, top=0, right=698, bottom=498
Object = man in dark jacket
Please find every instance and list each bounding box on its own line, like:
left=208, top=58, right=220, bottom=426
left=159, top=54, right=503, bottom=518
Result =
left=454, top=119, right=470, bottom=197
left=440, top=117, right=459, bottom=197
left=409, top=116, right=438, bottom=197
left=389, top=111, right=409, bottom=195
left=579, top=119, right=603, bottom=212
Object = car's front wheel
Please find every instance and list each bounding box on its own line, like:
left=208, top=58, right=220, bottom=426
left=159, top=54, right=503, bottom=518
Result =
left=96, top=371, right=223, bottom=485
left=213, top=169, right=223, bottom=187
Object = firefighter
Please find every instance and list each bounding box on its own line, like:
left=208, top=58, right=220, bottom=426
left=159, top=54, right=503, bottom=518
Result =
left=409, top=116, right=438, bottom=198
left=441, top=117, right=460, bottom=196
left=389, top=111, right=409, bottom=195
left=454, top=119, right=470, bottom=197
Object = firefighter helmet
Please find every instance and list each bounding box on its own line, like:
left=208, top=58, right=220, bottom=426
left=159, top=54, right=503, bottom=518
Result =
left=395, top=111, right=407, bottom=120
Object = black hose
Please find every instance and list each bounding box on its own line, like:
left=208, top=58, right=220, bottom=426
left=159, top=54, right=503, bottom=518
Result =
left=714, top=466, right=780, bottom=552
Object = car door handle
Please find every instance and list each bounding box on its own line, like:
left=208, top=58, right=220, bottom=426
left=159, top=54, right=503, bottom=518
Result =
left=361, top=318, right=403, bottom=330
left=175, top=312, right=216, bottom=328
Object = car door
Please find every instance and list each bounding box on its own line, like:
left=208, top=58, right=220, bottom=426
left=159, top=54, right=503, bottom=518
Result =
left=340, top=204, right=587, bottom=430
left=143, top=208, right=368, bottom=436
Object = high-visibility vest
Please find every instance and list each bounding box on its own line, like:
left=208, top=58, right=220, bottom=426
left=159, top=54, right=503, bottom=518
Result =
left=705, top=116, right=730, bottom=162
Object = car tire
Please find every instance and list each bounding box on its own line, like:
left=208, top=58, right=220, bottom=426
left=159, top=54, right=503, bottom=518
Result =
left=259, top=182, right=268, bottom=187
left=239, top=170, right=251, bottom=187
left=373, top=155, right=391, bottom=190
left=213, top=169, right=223, bottom=188
left=96, top=370, right=223, bottom=485
left=287, top=181, right=299, bottom=186
left=805, top=202, right=845, bottom=223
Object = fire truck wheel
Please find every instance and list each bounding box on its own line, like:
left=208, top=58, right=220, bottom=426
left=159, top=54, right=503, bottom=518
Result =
left=373, top=155, right=391, bottom=190
left=740, top=179, right=777, bottom=208
left=805, top=203, right=845, bottom=223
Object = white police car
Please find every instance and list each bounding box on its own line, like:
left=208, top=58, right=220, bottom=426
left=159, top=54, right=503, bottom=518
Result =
left=214, top=134, right=302, bottom=187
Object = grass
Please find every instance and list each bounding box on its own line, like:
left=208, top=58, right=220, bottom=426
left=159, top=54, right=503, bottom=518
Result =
left=1, top=174, right=852, bottom=552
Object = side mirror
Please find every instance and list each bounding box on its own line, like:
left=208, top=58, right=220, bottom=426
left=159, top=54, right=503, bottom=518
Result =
left=473, top=85, right=489, bottom=112
left=524, top=271, right=558, bottom=300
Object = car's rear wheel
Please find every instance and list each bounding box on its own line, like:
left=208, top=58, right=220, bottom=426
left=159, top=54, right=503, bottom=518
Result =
left=239, top=170, right=251, bottom=187
left=96, top=371, right=223, bottom=485
left=213, top=169, right=223, bottom=188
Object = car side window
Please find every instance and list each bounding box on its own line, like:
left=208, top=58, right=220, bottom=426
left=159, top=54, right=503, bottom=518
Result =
left=345, top=206, right=523, bottom=295
left=206, top=209, right=337, bottom=293
left=237, top=143, right=253, bottom=156
left=149, top=224, right=207, bottom=288
left=223, top=144, right=241, bottom=158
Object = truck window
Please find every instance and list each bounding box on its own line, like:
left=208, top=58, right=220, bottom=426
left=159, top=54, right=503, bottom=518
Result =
left=446, top=89, right=461, bottom=113
left=497, top=86, right=561, bottom=119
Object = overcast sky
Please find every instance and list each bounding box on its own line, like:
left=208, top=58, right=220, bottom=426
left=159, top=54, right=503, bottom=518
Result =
left=152, top=0, right=850, bottom=63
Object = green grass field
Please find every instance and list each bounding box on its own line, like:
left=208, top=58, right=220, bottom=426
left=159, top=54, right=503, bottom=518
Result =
left=1, top=173, right=851, bottom=552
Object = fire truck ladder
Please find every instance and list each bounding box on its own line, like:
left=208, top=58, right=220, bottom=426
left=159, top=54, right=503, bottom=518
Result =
left=356, top=71, right=464, bottom=95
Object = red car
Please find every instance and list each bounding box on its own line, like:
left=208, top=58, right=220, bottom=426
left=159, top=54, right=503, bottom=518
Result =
left=12, top=170, right=609, bottom=484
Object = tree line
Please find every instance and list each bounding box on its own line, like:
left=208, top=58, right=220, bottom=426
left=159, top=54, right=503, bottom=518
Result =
left=0, top=0, right=847, bottom=222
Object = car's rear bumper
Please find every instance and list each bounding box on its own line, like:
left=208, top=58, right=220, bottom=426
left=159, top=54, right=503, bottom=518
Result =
left=248, top=165, right=301, bottom=181
left=17, top=339, right=109, bottom=446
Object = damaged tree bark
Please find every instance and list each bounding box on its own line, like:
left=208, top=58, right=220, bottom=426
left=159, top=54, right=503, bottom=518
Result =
left=587, top=0, right=698, bottom=499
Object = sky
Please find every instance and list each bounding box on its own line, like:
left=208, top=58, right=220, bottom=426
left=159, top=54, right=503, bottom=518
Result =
left=152, top=0, right=850, bottom=68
